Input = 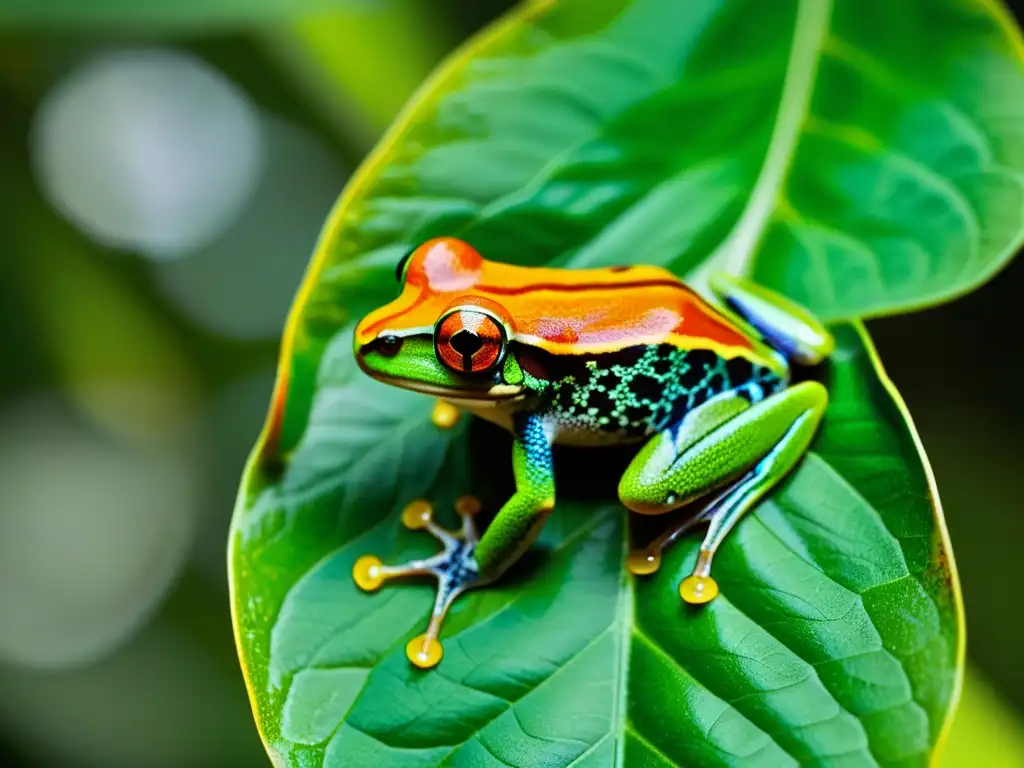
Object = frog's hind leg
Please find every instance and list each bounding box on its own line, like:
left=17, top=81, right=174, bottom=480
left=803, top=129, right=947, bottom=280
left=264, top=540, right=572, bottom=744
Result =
left=619, top=381, right=828, bottom=604
left=621, top=391, right=753, bottom=575
left=352, top=495, right=483, bottom=669
left=677, top=402, right=823, bottom=604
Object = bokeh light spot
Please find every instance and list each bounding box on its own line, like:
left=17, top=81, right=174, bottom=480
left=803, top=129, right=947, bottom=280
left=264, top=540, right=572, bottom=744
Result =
left=31, top=48, right=263, bottom=260
left=152, top=115, right=346, bottom=340
left=0, top=397, right=197, bottom=669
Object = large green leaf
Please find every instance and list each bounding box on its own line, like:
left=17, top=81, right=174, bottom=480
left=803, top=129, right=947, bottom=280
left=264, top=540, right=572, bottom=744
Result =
left=260, top=3, right=452, bottom=149
left=226, top=0, right=1024, bottom=763
left=232, top=318, right=963, bottom=765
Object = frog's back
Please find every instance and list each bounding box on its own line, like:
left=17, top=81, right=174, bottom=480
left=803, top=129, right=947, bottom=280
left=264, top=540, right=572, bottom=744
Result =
left=362, top=243, right=772, bottom=364
left=488, top=263, right=759, bottom=360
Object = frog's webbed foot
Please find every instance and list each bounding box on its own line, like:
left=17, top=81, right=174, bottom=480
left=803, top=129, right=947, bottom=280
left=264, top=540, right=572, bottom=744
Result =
left=626, top=499, right=721, bottom=604
left=352, top=496, right=483, bottom=669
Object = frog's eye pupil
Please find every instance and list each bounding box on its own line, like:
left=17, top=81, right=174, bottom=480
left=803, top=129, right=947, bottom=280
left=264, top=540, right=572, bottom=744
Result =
left=450, top=329, right=483, bottom=357
left=395, top=249, right=415, bottom=283
left=435, top=309, right=505, bottom=375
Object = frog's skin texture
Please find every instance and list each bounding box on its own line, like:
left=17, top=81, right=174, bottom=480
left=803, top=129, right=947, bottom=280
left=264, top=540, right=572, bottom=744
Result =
left=351, top=237, right=833, bottom=668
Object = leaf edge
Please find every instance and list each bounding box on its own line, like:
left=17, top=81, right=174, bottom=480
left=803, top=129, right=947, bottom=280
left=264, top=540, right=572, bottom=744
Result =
left=225, top=0, right=974, bottom=757
left=849, top=319, right=967, bottom=767
left=226, top=0, right=561, bottom=756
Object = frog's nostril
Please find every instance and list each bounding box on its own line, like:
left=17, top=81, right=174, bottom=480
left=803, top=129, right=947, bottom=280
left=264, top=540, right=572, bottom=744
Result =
left=378, top=335, right=403, bottom=357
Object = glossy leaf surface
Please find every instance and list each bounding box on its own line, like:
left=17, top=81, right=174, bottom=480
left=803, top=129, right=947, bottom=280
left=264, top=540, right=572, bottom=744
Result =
left=226, top=0, right=1024, bottom=763
left=234, top=318, right=962, bottom=766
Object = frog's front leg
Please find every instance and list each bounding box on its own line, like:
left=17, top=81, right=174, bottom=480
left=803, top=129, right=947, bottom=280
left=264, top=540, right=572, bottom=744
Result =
left=352, top=412, right=554, bottom=669
left=619, top=381, right=827, bottom=604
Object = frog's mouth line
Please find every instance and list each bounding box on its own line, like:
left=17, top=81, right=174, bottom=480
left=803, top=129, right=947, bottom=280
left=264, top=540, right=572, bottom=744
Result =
left=357, top=368, right=525, bottom=405
left=389, top=379, right=524, bottom=405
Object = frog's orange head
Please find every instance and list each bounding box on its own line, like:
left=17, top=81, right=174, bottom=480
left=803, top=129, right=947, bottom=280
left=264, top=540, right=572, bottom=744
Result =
left=353, top=238, right=524, bottom=400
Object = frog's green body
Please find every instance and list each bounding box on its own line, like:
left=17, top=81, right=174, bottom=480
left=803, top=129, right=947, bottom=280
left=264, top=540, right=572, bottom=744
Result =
left=352, top=237, right=833, bottom=668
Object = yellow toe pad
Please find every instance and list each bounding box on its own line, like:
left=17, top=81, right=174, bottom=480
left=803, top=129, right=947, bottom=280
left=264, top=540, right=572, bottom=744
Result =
left=406, top=634, right=444, bottom=669
left=353, top=555, right=384, bottom=592
left=401, top=499, right=433, bottom=529
left=431, top=400, right=461, bottom=429
left=679, top=574, right=718, bottom=605
left=454, top=495, right=481, bottom=516
left=626, top=547, right=662, bottom=576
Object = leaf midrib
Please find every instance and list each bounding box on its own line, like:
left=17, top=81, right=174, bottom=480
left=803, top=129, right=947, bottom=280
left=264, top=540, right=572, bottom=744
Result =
left=690, top=0, right=833, bottom=293
left=604, top=4, right=834, bottom=764
left=612, top=531, right=634, bottom=766
left=600, top=8, right=835, bottom=761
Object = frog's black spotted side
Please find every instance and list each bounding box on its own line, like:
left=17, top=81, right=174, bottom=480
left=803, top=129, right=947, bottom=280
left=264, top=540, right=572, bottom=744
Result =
left=516, top=343, right=784, bottom=440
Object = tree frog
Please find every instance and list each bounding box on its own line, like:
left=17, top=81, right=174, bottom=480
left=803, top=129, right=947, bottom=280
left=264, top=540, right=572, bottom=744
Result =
left=352, top=237, right=833, bottom=669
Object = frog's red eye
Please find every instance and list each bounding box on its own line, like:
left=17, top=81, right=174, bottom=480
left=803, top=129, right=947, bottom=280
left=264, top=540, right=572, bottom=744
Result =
left=435, top=309, right=506, bottom=374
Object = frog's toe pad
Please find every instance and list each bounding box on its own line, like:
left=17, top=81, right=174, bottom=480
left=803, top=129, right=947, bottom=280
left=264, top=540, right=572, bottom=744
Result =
left=679, top=574, right=719, bottom=604
left=454, top=494, right=482, bottom=517
left=626, top=545, right=662, bottom=575
left=431, top=400, right=462, bottom=429
left=401, top=499, right=434, bottom=530
left=352, top=555, right=386, bottom=591
left=406, top=634, right=444, bottom=668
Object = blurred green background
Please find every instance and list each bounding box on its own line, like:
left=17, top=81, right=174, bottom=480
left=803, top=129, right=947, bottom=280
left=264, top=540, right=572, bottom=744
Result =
left=0, top=1, right=1022, bottom=766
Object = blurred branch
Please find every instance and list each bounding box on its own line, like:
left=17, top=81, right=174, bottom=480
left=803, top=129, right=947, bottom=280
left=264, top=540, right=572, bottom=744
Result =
left=0, top=0, right=370, bottom=29
left=259, top=0, right=452, bottom=151
left=12, top=200, right=201, bottom=447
